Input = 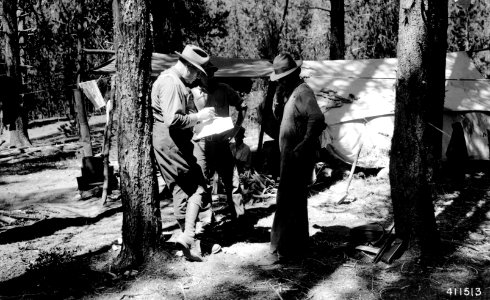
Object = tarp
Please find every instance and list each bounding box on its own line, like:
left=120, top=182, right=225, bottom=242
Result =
left=92, top=51, right=490, bottom=165
left=91, top=53, right=273, bottom=78
left=303, top=52, right=490, bottom=166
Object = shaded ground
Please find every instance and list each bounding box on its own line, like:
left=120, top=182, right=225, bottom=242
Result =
left=0, top=118, right=489, bottom=299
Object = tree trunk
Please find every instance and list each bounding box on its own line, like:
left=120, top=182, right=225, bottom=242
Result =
left=1, top=0, right=31, bottom=147
left=390, top=0, right=447, bottom=259
left=329, top=0, right=345, bottom=60
left=113, top=0, right=161, bottom=269
left=75, top=0, right=93, bottom=157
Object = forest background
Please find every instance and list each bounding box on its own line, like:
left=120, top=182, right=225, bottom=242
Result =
left=1, top=0, right=489, bottom=121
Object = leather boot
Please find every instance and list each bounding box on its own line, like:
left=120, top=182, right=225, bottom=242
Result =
left=176, top=203, right=202, bottom=262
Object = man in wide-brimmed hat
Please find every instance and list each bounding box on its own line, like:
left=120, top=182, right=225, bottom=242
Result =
left=151, top=45, right=216, bottom=262
left=191, top=61, right=248, bottom=227
left=269, top=53, right=326, bottom=262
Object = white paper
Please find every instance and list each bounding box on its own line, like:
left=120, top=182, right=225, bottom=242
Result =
left=193, top=117, right=234, bottom=140
left=79, top=80, right=106, bottom=109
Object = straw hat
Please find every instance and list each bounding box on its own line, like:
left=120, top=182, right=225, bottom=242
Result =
left=175, top=45, right=210, bottom=74
left=270, top=53, right=302, bottom=81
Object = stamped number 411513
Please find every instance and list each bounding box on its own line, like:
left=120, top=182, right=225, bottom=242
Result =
left=447, top=288, right=482, bottom=297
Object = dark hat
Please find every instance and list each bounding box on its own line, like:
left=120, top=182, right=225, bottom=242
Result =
left=204, top=61, right=219, bottom=74
left=270, top=53, right=302, bottom=81
left=175, top=45, right=210, bottom=75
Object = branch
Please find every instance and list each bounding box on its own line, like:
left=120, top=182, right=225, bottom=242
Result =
left=278, top=0, right=289, bottom=37
left=304, top=6, right=330, bottom=13
left=82, top=48, right=115, bottom=54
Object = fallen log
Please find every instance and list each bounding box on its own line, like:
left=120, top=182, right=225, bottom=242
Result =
left=0, top=148, right=23, bottom=159
left=0, top=210, right=43, bottom=220
left=0, top=215, right=16, bottom=225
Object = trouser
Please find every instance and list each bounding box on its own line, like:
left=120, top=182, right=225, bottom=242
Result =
left=152, top=122, right=211, bottom=221
left=194, top=139, right=245, bottom=219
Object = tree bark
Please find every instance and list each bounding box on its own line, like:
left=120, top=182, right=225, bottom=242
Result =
left=75, top=0, right=93, bottom=157
left=1, top=0, right=31, bottom=147
left=113, top=0, right=161, bottom=269
left=329, top=0, right=345, bottom=60
left=390, top=0, right=447, bottom=259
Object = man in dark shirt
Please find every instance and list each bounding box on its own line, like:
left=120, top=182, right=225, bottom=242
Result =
left=192, top=62, right=247, bottom=222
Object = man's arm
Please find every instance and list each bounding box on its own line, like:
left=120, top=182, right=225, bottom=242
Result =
left=158, top=78, right=199, bottom=129
left=226, top=86, right=247, bottom=139
left=293, top=87, right=326, bottom=154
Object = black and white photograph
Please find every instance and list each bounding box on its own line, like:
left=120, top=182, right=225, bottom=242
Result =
left=0, top=0, right=489, bottom=299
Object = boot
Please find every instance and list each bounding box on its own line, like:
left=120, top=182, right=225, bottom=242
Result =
left=176, top=203, right=203, bottom=262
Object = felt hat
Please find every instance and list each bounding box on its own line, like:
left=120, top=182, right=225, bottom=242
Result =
left=204, top=61, right=219, bottom=74
left=270, top=53, right=302, bottom=81
left=175, top=45, right=210, bottom=75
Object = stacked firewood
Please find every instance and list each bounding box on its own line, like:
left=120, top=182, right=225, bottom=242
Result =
left=240, top=170, right=277, bottom=202
left=58, top=120, right=79, bottom=137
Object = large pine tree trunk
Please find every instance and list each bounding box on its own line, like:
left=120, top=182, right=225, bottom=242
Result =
left=1, top=0, right=31, bottom=147
left=113, top=0, right=161, bottom=269
left=390, top=0, right=447, bottom=258
left=329, top=0, right=345, bottom=60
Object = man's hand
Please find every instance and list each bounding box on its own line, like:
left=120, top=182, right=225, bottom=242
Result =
left=196, top=107, right=216, bottom=121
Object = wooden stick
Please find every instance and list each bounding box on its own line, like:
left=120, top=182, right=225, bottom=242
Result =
left=337, top=139, right=364, bottom=205
left=269, top=283, right=284, bottom=300
left=82, top=48, right=116, bottom=54
left=102, top=78, right=116, bottom=204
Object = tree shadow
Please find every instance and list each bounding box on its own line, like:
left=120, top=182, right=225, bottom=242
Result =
left=0, top=251, right=116, bottom=299
left=0, top=202, right=121, bottom=244
left=434, top=169, right=489, bottom=256
left=0, top=249, right=183, bottom=300
left=0, top=152, right=75, bottom=176
left=199, top=202, right=277, bottom=247
left=201, top=224, right=357, bottom=299
left=359, top=167, right=490, bottom=299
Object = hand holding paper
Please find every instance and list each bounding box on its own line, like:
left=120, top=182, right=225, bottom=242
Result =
left=196, top=107, right=216, bottom=121
left=193, top=117, right=234, bottom=140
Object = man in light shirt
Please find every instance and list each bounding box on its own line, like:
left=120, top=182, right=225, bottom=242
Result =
left=151, top=45, right=215, bottom=262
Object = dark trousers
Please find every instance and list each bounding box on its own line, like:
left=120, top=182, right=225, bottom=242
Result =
left=194, top=138, right=244, bottom=219
left=152, top=122, right=210, bottom=220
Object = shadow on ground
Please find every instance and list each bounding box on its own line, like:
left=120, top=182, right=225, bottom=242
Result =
left=0, top=152, right=76, bottom=176
left=362, top=169, right=490, bottom=299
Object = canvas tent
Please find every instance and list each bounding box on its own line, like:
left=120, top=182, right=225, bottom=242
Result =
left=92, top=51, right=490, bottom=168
left=301, top=51, right=490, bottom=167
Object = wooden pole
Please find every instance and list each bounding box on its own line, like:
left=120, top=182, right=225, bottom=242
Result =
left=102, top=78, right=116, bottom=203
left=73, top=0, right=92, bottom=157
left=74, top=74, right=93, bottom=156
left=82, top=48, right=116, bottom=54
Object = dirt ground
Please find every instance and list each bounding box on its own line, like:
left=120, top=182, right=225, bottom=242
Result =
left=0, top=118, right=489, bottom=300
